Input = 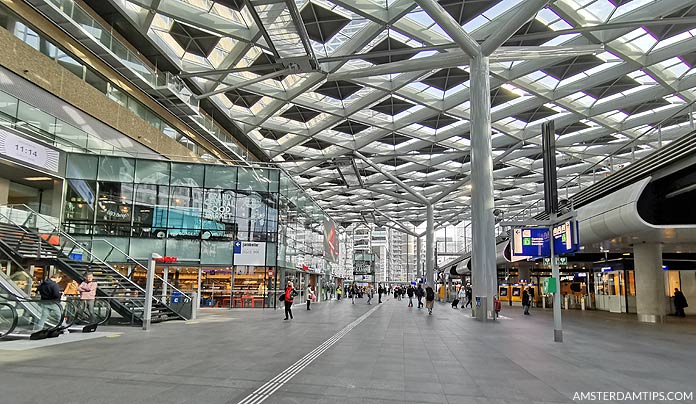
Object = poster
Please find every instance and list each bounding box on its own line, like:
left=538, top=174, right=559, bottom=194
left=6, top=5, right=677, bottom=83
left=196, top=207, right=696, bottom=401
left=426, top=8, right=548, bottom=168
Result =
left=323, top=217, right=339, bottom=263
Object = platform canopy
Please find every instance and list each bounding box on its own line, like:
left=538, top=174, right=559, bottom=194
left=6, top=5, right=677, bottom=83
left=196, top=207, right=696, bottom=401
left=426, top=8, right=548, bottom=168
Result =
left=99, top=0, right=696, bottom=227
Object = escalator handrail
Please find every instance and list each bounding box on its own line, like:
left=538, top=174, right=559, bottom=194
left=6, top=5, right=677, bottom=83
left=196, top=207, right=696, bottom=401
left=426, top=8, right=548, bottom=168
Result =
left=0, top=301, right=18, bottom=338
left=0, top=293, right=66, bottom=336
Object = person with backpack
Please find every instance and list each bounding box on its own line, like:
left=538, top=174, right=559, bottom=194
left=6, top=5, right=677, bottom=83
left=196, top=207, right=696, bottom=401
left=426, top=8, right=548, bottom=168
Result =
left=425, top=285, right=435, bottom=315
left=281, top=281, right=297, bottom=320
left=407, top=285, right=414, bottom=307
left=36, top=273, right=63, bottom=330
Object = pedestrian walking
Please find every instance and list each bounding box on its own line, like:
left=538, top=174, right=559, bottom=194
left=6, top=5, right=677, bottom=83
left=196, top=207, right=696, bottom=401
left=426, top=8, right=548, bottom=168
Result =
left=465, top=286, right=473, bottom=308
left=494, top=294, right=501, bottom=318
left=407, top=285, right=414, bottom=307
left=458, top=285, right=467, bottom=308
left=77, top=272, right=98, bottom=323
left=306, top=284, right=314, bottom=310
left=336, top=286, right=342, bottom=301
left=367, top=285, right=374, bottom=304
left=425, top=285, right=435, bottom=315
left=351, top=283, right=356, bottom=304
left=416, top=283, right=424, bottom=308
left=378, top=284, right=384, bottom=303
left=282, top=281, right=297, bottom=320
left=674, top=288, right=688, bottom=317
left=522, top=287, right=531, bottom=315
left=36, top=273, right=63, bottom=330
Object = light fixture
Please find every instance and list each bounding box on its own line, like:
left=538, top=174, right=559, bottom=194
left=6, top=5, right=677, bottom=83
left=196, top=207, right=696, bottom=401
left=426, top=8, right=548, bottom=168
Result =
left=24, top=177, right=52, bottom=181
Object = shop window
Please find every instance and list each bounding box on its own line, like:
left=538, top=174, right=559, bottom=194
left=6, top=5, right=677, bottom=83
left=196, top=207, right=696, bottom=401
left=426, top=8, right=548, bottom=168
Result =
left=203, top=188, right=237, bottom=240
left=98, top=156, right=135, bottom=182
left=204, top=164, right=237, bottom=189
left=135, top=159, right=170, bottom=185
left=67, top=154, right=98, bottom=180
left=167, top=187, right=204, bottom=238
left=94, top=181, right=134, bottom=236
left=237, top=167, right=270, bottom=192
left=171, top=162, right=204, bottom=187
left=63, top=179, right=96, bottom=234
left=132, top=184, right=169, bottom=238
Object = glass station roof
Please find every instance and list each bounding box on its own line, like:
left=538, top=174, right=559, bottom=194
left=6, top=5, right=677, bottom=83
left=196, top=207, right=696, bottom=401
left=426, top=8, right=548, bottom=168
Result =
left=100, top=0, right=696, bottom=227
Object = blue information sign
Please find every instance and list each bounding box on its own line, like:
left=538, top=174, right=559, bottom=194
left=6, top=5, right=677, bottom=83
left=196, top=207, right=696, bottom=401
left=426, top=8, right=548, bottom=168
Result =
left=552, top=220, right=579, bottom=255
left=512, top=227, right=550, bottom=257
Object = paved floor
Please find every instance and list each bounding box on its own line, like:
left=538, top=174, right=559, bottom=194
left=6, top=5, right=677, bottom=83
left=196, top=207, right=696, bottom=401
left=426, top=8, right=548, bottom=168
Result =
left=1, top=298, right=695, bottom=404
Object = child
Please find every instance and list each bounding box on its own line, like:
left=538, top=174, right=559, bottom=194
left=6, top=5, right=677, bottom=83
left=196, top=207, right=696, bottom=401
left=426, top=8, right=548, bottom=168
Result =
left=494, top=294, right=501, bottom=318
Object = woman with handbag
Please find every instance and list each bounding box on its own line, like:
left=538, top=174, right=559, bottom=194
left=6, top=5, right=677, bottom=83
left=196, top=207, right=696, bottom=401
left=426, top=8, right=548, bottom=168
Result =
left=307, top=285, right=315, bottom=310
left=281, top=281, right=297, bottom=320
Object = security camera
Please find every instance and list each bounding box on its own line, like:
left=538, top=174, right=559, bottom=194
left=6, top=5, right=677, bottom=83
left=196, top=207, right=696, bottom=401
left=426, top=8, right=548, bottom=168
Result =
left=493, top=209, right=504, bottom=217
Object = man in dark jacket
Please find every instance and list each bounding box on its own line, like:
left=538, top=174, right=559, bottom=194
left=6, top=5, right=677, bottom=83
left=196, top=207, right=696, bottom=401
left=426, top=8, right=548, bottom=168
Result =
left=416, top=284, right=424, bottom=308
left=522, top=288, right=531, bottom=315
left=378, top=284, right=384, bottom=303
left=674, top=288, right=688, bottom=317
left=36, top=274, right=63, bottom=330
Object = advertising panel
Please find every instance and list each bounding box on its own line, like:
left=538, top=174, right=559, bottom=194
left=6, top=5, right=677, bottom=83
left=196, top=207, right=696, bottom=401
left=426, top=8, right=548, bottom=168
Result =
left=233, top=241, right=267, bottom=266
left=323, top=217, right=339, bottom=263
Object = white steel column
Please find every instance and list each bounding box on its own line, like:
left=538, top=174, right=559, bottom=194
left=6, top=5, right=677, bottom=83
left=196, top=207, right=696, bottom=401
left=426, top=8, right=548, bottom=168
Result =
left=470, top=55, right=497, bottom=319
left=416, top=236, right=422, bottom=280
left=426, top=204, right=435, bottom=287
left=634, top=243, right=667, bottom=323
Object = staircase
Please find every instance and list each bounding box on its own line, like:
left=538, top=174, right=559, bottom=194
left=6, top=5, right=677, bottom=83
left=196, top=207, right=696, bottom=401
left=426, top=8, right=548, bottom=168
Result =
left=0, top=207, right=186, bottom=324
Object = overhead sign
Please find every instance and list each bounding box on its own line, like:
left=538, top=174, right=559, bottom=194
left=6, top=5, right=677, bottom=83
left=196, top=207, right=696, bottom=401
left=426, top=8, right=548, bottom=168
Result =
left=0, top=129, right=60, bottom=173
left=512, top=227, right=550, bottom=257
left=552, top=220, right=579, bottom=255
left=233, top=241, right=266, bottom=266
left=543, top=257, right=568, bottom=266
left=353, top=262, right=374, bottom=275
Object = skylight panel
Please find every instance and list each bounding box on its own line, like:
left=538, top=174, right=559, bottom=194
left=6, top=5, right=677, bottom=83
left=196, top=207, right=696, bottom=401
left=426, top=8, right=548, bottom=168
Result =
left=617, top=28, right=657, bottom=52
left=654, top=57, right=689, bottom=79
left=653, top=30, right=696, bottom=51
left=610, top=0, right=654, bottom=19
left=581, top=0, right=616, bottom=22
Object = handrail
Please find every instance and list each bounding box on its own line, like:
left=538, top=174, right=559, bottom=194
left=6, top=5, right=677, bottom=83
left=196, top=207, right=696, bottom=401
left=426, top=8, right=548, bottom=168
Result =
left=1, top=204, right=147, bottom=295
left=90, top=238, right=191, bottom=299
left=0, top=302, right=18, bottom=338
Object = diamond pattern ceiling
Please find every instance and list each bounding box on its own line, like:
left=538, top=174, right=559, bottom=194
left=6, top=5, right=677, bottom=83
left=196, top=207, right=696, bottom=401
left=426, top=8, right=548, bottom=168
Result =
left=96, top=0, right=696, bottom=227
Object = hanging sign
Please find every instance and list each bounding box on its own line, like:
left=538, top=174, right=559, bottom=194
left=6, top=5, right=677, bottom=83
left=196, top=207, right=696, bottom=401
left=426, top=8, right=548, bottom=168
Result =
left=233, top=241, right=266, bottom=266
left=552, top=220, right=579, bottom=255
left=512, top=227, right=550, bottom=257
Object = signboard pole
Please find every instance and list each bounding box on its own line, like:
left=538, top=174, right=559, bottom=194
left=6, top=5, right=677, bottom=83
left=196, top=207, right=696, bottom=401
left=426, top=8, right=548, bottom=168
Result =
left=549, top=215, right=563, bottom=343
left=143, top=253, right=159, bottom=331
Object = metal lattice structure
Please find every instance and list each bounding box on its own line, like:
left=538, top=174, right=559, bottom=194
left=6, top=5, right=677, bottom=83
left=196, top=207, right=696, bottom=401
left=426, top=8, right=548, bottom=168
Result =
left=79, top=0, right=696, bottom=228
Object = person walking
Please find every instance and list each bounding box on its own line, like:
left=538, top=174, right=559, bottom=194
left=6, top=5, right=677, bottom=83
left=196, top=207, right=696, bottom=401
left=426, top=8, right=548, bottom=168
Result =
left=36, top=273, right=63, bottom=330
left=416, top=283, right=424, bottom=308
left=336, top=286, right=342, bottom=301
left=378, top=284, right=384, bottom=303
left=458, top=285, right=467, bottom=309
left=306, top=284, right=314, bottom=310
left=351, top=283, right=356, bottom=304
left=407, top=285, right=414, bottom=307
left=425, top=285, right=435, bottom=315
left=282, top=281, right=297, bottom=320
left=465, top=286, right=473, bottom=308
left=366, top=285, right=374, bottom=304
left=77, top=272, right=98, bottom=323
left=674, top=288, right=688, bottom=317
left=494, top=294, right=502, bottom=318
left=522, top=287, right=531, bottom=315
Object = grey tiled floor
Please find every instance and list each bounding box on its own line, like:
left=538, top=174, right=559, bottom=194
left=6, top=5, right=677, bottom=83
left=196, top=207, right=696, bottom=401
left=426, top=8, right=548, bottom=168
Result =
left=1, top=298, right=695, bottom=404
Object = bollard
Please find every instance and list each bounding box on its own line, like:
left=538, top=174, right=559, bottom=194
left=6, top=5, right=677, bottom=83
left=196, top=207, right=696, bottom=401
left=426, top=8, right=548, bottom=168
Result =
left=581, top=296, right=585, bottom=311
left=190, top=292, right=198, bottom=320
left=542, top=294, right=546, bottom=309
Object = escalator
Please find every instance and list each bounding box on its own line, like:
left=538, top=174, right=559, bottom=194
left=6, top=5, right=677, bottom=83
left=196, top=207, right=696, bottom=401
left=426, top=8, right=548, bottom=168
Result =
left=0, top=206, right=186, bottom=325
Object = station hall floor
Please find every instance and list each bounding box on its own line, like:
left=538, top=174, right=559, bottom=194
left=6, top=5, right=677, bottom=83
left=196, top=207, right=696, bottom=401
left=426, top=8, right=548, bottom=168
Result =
left=1, top=298, right=695, bottom=404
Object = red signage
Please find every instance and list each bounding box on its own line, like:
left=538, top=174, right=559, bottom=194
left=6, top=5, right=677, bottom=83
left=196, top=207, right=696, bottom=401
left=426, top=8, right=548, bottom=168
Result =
left=302, top=264, right=309, bottom=271
left=154, top=256, right=178, bottom=263
left=267, top=269, right=274, bottom=278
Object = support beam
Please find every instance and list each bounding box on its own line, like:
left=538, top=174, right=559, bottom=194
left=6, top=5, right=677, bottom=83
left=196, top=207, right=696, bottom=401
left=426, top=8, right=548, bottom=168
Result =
left=425, top=204, right=435, bottom=287
left=195, top=68, right=291, bottom=99
left=354, top=151, right=429, bottom=205
left=373, top=208, right=419, bottom=237
left=414, top=0, right=480, bottom=57
left=469, top=55, right=497, bottom=320
left=416, top=236, right=422, bottom=279
left=481, top=0, right=550, bottom=56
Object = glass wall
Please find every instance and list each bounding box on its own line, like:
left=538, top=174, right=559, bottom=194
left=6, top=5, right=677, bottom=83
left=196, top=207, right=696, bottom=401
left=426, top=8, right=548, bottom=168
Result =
left=63, top=154, right=279, bottom=264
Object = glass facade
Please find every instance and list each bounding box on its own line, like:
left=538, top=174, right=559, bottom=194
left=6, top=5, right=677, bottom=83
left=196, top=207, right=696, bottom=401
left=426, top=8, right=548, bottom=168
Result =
left=63, top=154, right=280, bottom=264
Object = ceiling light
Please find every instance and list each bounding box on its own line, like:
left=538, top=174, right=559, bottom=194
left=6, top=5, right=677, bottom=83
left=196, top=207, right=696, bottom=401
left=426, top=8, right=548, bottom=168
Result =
left=24, top=177, right=53, bottom=181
